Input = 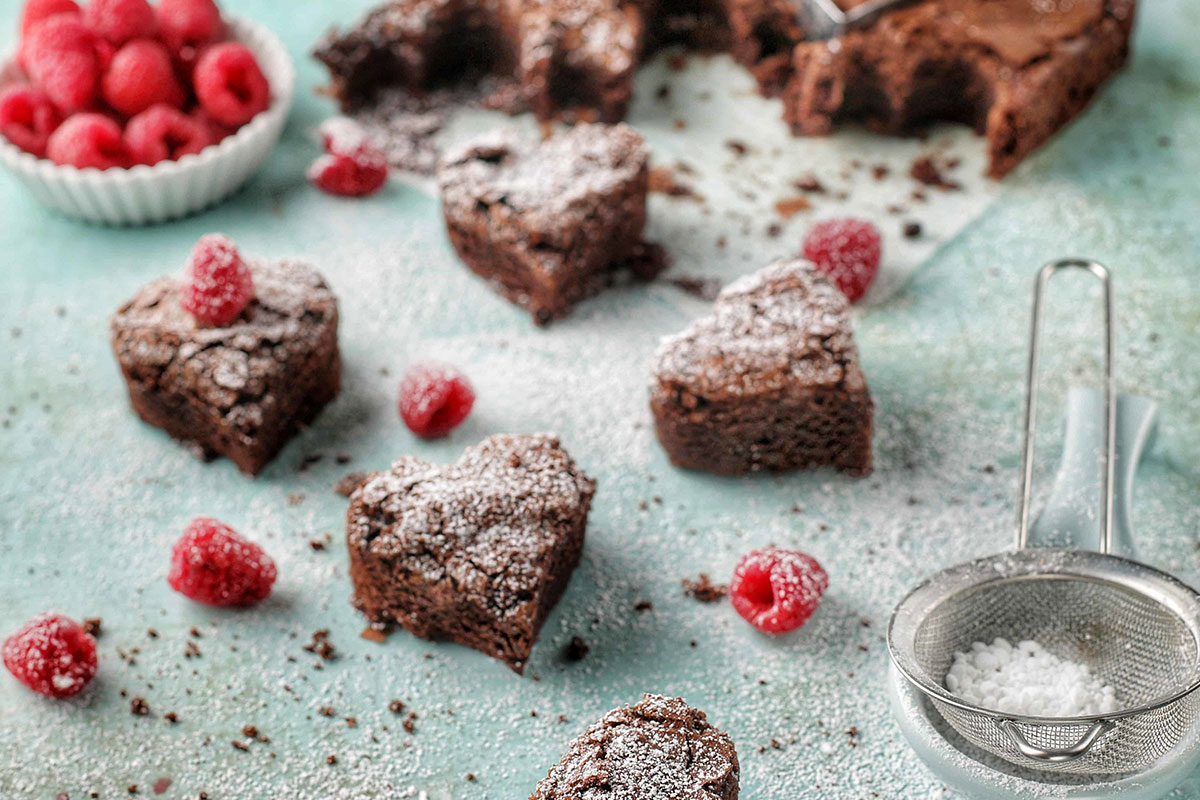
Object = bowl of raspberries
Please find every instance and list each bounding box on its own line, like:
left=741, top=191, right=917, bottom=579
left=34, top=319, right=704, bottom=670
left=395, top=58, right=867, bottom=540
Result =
left=0, top=0, right=294, bottom=225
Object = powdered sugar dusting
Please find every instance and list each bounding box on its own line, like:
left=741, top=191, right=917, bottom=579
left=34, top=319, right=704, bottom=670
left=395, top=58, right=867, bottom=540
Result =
left=532, top=694, right=738, bottom=799
left=653, top=258, right=861, bottom=398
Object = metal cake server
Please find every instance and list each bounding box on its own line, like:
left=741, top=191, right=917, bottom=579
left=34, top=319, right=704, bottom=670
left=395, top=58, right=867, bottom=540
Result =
left=795, top=0, right=921, bottom=39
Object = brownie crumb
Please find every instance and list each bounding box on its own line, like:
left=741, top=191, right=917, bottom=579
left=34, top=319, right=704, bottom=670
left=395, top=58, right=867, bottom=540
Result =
left=388, top=699, right=406, bottom=714
left=318, top=706, right=336, bottom=717
left=232, top=740, right=249, bottom=752
left=669, top=276, right=723, bottom=301
left=903, top=221, right=923, bottom=238
left=871, top=165, right=890, bottom=180
left=360, top=625, right=391, bottom=643
left=774, top=196, right=811, bottom=219
left=242, top=725, right=258, bottom=738
left=648, top=166, right=702, bottom=202
left=326, top=754, right=338, bottom=765
left=163, top=712, right=178, bottom=724
left=130, top=697, right=151, bottom=716
left=563, top=636, right=590, bottom=662
left=303, top=629, right=337, bottom=661
left=793, top=175, right=825, bottom=193
left=682, top=574, right=728, bottom=602
left=335, top=453, right=353, bottom=464
left=335, top=471, right=371, bottom=497
left=403, top=718, right=416, bottom=734
left=725, top=140, right=748, bottom=156
left=309, top=534, right=331, bottom=551
left=82, top=617, right=102, bottom=637
left=618, top=241, right=671, bottom=283
left=634, top=600, right=653, bottom=612
left=910, top=156, right=961, bottom=190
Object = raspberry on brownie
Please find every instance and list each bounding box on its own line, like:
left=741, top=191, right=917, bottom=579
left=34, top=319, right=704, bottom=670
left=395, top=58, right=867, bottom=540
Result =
left=437, top=123, right=649, bottom=324
left=109, top=252, right=340, bottom=476
left=531, top=694, right=740, bottom=800
left=650, top=258, right=873, bottom=476
left=345, top=433, right=595, bottom=673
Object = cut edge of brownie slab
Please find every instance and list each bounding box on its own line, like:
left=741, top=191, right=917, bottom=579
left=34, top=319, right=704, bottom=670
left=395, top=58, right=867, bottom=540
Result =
left=345, top=433, right=596, bottom=673
left=531, top=694, right=740, bottom=800
left=784, top=0, right=1137, bottom=178
left=650, top=258, right=872, bottom=476
left=109, top=260, right=341, bottom=477
left=438, top=122, right=649, bottom=324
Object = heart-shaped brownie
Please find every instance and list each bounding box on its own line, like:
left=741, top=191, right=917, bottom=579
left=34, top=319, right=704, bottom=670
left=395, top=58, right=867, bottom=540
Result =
left=650, top=258, right=873, bottom=475
left=532, top=694, right=740, bottom=800
left=345, top=433, right=595, bottom=673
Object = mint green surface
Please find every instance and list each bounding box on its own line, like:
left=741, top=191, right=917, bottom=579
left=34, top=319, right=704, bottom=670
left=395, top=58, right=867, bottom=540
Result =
left=2, top=1, right=1200, bottom=798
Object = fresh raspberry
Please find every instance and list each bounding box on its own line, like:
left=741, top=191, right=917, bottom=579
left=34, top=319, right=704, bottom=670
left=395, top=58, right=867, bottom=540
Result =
left=398, top=363, right=475, bottom=438
left=308, top=118, right=389, bottom=197
left=193, top=42, right=269, bottom=127
left=168, top=517, right=277, bottom=606
left=17, top=0, right=81, bottom=69
left=801, top=218, right=882, bottom=303
left=178, top=234, right=254, bottom=326
left=20, top=0, right=81, bottom=35
left=82, top=0, right=155, bottom=45
left=23, top=15, right=100, bottom=112
left=0, top=85, right=63, bottom=157
left=155, top=0, right=222, bottom=52
left=125, top=103, right=212, bottom=164
left=46, top=112, right=126, bottom=168
left=101, top=38, right=185, bottom=116
left=730, top=549, right=828, bottom=635
left=2, top=613, right=98, bottom=698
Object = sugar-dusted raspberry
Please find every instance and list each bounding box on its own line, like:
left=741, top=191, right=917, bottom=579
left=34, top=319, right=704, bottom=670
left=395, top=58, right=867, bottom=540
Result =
left=125, top=103, right=212, bottom=165
left=730, top=548, right=828, bottom=635
left=0, top=85, right=63, bottom=157
left=399, top=362, right=476, bottom=438
left=2, top=612, right=98, bottom=698
left=23, top=15, right=100, bottom=112
left=156, top=0, right=222, bottom=52
left=193, top=42, right=269, bottom=127
left=801, top=218, right=882, bottom=303
left=46, top=112, right=127, bottom=168
left=82, top=0, right=155, bottom=45
left=168, top=517, right=277, bottom=606
left=178, top=233, right=254, bottom=326
left=101, top=38, right=185, bottom=116
left=308, top=118, right=389, bottom=197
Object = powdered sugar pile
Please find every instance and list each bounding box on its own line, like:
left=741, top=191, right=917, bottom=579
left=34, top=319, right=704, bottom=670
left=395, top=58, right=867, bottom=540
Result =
left=945, top=638, right=1120, bottom=717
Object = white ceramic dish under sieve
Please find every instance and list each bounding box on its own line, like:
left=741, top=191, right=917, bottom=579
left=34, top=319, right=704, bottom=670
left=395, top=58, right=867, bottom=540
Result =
left=0, top=16, right=295, bottom=226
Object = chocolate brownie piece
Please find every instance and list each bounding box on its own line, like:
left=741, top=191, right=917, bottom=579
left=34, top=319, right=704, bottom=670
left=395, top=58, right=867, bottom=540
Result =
left=315, top=0, right=801, bottom=123
left=651, top=258, right=872, bottom=475
left=438, top=123, right=648, bottom=324
left=531, top=694, right=739, bottom=800
left=784, top=0, right=1137, bottom=177
left=346, top=433, right=596, bottom=673
left=110, top=260, right=340, bottom=476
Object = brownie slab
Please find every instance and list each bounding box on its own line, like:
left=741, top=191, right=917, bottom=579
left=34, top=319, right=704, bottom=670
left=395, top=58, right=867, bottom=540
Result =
left=784, top=0, right=1137, bottom=177
left=651, top=258, right=872, bottom=476
left=346, top=433, right=596, bottom=673
left=531, top=694, right=739, bottom=800
left=110, top=260, right=340, bottom=476
left=438, top=123, right=649, bottom=324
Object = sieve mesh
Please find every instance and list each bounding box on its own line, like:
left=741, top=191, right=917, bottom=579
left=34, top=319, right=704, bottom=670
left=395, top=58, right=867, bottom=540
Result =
left=908, top=572, right=1200, bottom=774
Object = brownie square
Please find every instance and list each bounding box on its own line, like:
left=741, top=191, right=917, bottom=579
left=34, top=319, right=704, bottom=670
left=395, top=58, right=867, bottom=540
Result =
left=531, top=694, right=740, bottom=800
left=437, top=123, right=649, bottom=324
left=783, top=0, right=1136, bottom=178
left=345, top=433, right=596, bottom=673
left=109, top=260, right=340, bottom=476
left=650, top=258, right=872, bottom=476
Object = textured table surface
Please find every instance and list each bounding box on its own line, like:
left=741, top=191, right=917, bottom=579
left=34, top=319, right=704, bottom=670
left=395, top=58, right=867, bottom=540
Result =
left=2, top=1, right=1199, bottom=798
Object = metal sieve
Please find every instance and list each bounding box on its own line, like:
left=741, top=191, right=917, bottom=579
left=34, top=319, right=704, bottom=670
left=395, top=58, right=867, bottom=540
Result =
left=888, top=259, right=1200, bottom=775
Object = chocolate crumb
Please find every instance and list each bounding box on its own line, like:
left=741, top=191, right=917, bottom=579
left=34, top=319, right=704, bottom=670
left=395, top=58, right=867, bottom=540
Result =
left=130, top=697, right=151, bottom=716
left=634, top=600, right=653, bottom=612
left=164, top=712, right=178, bottom=723
left=242, top=725, right=258, bottom=738
left=403, top=718, right=416, bottom=734
left=318, top=706, right=336, bottom=717
left=669, top=276, right=723, bottom=301
left=903, top=221, right=922, bottom=238
left=232, top=741, right=249, bottom=752
left=648, top=166, right=702, bottom=202
left=774, top=196, right=810, bottom=219
left=563, top=636, right=590, bottom=662
left=303, top=629, right=336, bottom=661
left=871, top=164, right=890, bottom=180
left=725, top=140, right=748, bottom=156
left=793, top=174, right=825, bottom=193
left=335, top=471, right=370, bottom=497
left=326, top=754, right=338, bottom=765
left=309, top=534, right=331, bottom=551
left=82, top=618, right=102, bottom=637
left=909, top=156, right=960, bottom=190
left=389, top=700, right=406, bottom=714
left=682, top=574, right=728, bottom=602
left=360, top=625, right=391, bottom=643
left=467, top=773, right=476, bottom=782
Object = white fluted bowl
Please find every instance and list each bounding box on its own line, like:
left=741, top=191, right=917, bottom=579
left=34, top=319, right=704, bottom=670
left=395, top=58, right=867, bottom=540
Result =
left=0, top=16, right=295, bottom=226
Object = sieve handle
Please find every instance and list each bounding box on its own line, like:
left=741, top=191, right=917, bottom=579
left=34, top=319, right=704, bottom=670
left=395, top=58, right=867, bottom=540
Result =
left=997, top=718, right=1114, bottom=763
left=1017, top=260, right=1116, bottom=553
